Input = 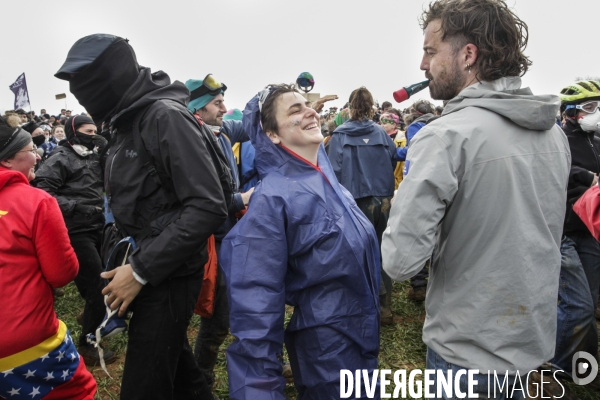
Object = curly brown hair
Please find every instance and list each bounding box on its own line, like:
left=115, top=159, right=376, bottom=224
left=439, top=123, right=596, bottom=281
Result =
left=420, top=0, right=532, bottom=82
left=349, top=87, right=374, bottom=121
left=412, top=99, right=435, bottom=115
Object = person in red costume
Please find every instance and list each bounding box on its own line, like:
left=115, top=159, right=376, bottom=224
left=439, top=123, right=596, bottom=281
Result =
left=0, top=116, right=96, bottom=399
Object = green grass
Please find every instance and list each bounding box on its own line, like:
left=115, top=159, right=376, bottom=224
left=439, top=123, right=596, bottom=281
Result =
left=55, top=281, right=600, bottom=399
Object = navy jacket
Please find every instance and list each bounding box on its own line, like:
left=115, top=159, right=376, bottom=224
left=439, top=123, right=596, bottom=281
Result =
left=328, top=119, right=396, bottom=199
left=238, top=141, right=258, bottom=192
left=220, top=94, right=381, bottom=399
left=396, top=113, right=436, bottom=175
left=214, top=119, right=249, bottom=240
left=39, top=140, right=57, bottom=159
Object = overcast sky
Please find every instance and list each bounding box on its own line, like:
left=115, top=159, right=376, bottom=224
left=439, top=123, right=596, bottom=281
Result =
left=2, top=0, right=599, bottom=116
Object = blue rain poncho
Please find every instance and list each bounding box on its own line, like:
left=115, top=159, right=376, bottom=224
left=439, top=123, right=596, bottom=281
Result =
left=220, top=91, right=381, bottom=399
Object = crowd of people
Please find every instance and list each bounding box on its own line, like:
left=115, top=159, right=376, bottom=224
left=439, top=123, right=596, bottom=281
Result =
left=2, top=0, right=600, bottom=399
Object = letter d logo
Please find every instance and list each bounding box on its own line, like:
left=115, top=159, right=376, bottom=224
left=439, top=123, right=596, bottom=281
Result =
left=572, top=351, right=598, bottom=386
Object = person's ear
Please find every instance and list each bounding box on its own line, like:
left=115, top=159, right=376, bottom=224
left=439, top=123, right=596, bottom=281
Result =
left=265, top=130, right=281, bottom=145
left=464, top=43, right=478, bottom=69
left=0, top=160, right=11, bottom=169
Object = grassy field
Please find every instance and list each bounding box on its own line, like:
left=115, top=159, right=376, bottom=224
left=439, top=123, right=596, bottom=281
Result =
left=54, top=280, right=600, bottom=399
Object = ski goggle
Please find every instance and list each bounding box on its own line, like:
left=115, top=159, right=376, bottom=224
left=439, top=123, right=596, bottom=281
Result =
left=380, top=113, right=400, bottom=124
left=566, top=101, right=600, bottom=114
left=258, top=86, right=274, bottom=112
left=189, top=73, right=227, bottom=101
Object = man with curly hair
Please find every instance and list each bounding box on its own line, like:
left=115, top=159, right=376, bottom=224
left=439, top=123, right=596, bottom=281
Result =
left=382, top=0, right=571, bottom=397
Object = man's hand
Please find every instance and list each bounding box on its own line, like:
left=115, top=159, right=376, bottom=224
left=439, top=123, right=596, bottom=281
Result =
left=101, top=264, right=143, bottom=317
left=241, top=187, right=255, bottom=206
left=592, top=173, right=598, bottom=187
left=74, top=204, right=103, bottom=216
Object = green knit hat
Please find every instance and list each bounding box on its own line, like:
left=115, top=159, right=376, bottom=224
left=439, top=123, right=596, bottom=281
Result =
left=185, top=75, right=227, bottom=112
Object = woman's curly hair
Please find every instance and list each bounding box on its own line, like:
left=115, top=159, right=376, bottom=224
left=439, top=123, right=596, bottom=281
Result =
left=420, top=0, right=532, bottom=82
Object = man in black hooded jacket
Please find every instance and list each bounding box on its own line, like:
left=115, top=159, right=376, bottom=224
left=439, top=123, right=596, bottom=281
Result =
left=55, top=34, right=227, bottom=400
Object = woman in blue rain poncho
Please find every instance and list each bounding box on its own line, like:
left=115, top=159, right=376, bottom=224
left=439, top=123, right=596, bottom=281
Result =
left=220, top=84, right=381, bottom=399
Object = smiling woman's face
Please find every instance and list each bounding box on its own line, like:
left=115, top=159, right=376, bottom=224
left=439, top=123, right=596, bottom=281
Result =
left=267, top=92, right=323, bottom=150
left=1, top=141, right=40, bottom=181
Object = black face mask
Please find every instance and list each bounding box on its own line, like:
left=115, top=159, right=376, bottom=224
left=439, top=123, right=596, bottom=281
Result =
left=32, top=135, right=46, bottom=147
left=72, top=132, right=96, bottom=150
left=69, top=39, right=140, bottom=125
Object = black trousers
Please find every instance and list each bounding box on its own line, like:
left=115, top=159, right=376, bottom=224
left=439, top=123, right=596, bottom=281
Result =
left=194, top=241, right=230, bottom=389
left=120, top=271, right=213, bottom=400
left=356, top=196, right=393, bottom=298
left=410, top=262, right=429, bottom=289
left=69, top=231, right=106, bottom=346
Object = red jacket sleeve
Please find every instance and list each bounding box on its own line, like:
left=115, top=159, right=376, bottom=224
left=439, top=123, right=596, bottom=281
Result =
left=32, top=196, right=79, bottom=287
left=574, top=185, right=600, bottom=241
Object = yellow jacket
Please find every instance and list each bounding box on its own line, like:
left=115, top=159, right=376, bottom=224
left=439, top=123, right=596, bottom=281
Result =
left=394, top=133, right=406, bottom=188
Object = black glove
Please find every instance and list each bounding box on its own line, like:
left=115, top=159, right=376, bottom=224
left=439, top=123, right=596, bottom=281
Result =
left=92, top=134, right=108, bottom=153
left=74, top=204, right=103, bottom=216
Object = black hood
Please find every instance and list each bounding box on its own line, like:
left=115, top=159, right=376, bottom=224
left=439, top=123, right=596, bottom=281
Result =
left=64, top=115, right=95, bottom=140
left=110, top=67, right=190, bottom=128
left=68, top=38, right=140, bottom=125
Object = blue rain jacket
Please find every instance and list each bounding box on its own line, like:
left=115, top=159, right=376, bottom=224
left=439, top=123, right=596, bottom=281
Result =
left=220, top=93, right=381, bottom=399
left=239, top=141, right=258, bottom=192
left=328, top=119, right=396, bottom=199
left=395, top=113, right=436, bottom=176
left=214, top=119, right=249, bottom=240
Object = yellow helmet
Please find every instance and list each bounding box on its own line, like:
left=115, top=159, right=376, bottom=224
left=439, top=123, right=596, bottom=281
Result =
left=560, top=81, right=600, bottom=104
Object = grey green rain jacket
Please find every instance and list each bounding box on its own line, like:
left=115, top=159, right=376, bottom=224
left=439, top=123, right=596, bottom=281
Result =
left=382, top=77, right=571, bottom=373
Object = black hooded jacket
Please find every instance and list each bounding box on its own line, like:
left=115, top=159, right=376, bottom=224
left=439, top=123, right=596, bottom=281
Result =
left=32, top=140, right=103, bottom=235
left=563, top=120, right=600, bottom=235
left=104, top=68, right=227, bottom=286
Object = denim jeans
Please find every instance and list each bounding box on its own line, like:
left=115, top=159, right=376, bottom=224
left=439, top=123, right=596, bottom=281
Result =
left=426, top=348, right=525, bottom=400
left=551, top=233, right=600, bottom=375
left=356, top=196, right=392, bottom=297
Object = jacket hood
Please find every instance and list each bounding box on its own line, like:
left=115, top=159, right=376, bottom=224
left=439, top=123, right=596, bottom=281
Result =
left=110, top=67, right=190, bottom=126
left=0, top=168, right=28, bottom=191
left=334, top=119, right=378, bottom=137
left=242, top=92, right=338, bottom=184
left=443, top=77, right=560, bottom=131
